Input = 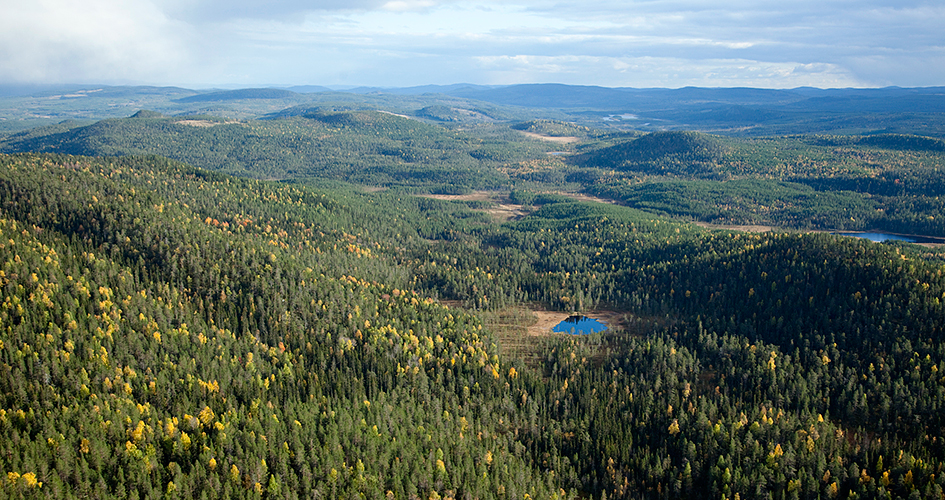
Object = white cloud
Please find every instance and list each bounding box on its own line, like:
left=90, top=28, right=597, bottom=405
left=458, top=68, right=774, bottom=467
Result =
left=156, top=0, right=390, bottom=22
left=380, top=0, right=438, bottom=12
left=0, top=0, right=941, bottom=88
left=0, top=0, right=193, bottom=84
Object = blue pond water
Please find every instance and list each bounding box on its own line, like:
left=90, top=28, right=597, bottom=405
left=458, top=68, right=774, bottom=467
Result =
left=553, top=315, right=608, bottom=335
left=835, top=232, right=917, bottom=243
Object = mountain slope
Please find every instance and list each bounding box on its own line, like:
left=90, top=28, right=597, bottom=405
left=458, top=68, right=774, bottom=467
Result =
left=0, top=153, right=566, bottom=499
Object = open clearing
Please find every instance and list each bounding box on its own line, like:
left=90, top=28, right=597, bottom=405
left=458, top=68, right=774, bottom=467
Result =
left=482, top=306, right=626, bottom=365
left=414, top=190, right=624, bottom=223
left=472, top=304, right=664, bottom=366
left=175, top=119, right=241, bottom=127
left=694, top=221, right=775, bottom=233
left=518, top=131, right=581, bottom=143
left=377, top=110, right=412, bottom=119
left=556, top=192, right=619, bottom=205
left=526, top=309, right=627, bottom=337
left=415, top=191, right=529, bottom=222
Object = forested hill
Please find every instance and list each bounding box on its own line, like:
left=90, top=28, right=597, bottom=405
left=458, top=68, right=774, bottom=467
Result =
left=6, top=110, right=945, bottom=237
left=0, top=111, right=546, bottom=189
left=1, top=152, right=945, bottom=499
left=5, top=84, right=945, bottom=138
left=0, top=153, right=562, bottom=499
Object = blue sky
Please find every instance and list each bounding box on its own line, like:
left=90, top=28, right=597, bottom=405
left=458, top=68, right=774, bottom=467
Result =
left=1, top=0, right=943, bottom=89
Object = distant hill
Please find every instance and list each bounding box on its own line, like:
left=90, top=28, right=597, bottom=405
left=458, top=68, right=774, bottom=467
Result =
left=446, top=84, right=810, bottom=110
left=415, top=104, right=498, bottom=122
left=448, top=83, right=643, bottom=109
left=284, top=85, right=333, bottom=93
left=445, top=84, right=945, bottom=112
left=4, top=82, right=945, bottom=137
left=809, top=133, right=945, bottom=152
left=628, top=86, right=806, bottom=106
left=0, top=110, right=545, bottom=188
left=342, top=83, right=499, bottom=95
left=175, top=88, right=301, bottom=103
left=443, top=84, right=945, bottom=136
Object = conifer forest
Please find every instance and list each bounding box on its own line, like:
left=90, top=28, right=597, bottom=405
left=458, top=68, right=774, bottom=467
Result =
left=0, top=85, right=944, bottom=499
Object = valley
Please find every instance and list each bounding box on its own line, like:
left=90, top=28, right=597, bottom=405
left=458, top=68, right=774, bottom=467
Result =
left=0, top=84, right=944, bottom=499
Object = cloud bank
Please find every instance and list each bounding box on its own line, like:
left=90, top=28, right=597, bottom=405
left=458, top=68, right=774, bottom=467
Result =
left=1, top=0, right=942, bottom=88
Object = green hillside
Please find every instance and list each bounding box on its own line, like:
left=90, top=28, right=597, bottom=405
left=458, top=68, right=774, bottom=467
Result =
left=571, top=132, right=945, bottom=236
left=1, top=152, right=945, bottom=499
left=510, top=120, right=592, bottom=138
left=0, top=153, right=563, bottom=499
left=574, top=131, right=728, bottom=176
left=0, top=111, right=550, bottom=190
left=7, top=108, right=945, bottom=238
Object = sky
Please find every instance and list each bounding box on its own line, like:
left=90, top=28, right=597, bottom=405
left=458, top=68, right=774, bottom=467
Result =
left=1, top=0, right=943, bottom=89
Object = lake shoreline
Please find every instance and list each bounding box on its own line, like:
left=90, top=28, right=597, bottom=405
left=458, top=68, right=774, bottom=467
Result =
left=831, top=230, right=945, bottom=245
left=694, top=221, right=945, bottom=247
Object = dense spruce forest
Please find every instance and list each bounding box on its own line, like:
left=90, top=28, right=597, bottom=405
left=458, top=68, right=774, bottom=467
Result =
left=1, top=85, right=945, bottom=499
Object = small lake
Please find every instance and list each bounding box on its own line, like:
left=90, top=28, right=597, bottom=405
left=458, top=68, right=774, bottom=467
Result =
left=553, top=315, right=608, bottom=335
left=602, top=114, right=639, bottom=121
left=833, top=232, right=944, bottom=244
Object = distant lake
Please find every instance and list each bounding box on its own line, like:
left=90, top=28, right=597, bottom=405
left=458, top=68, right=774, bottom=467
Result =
left=602, top=113, right=639, bottom=121
left=833, top=232, right=945, bottom=244
left=553, top=315, right=608, bottom=335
